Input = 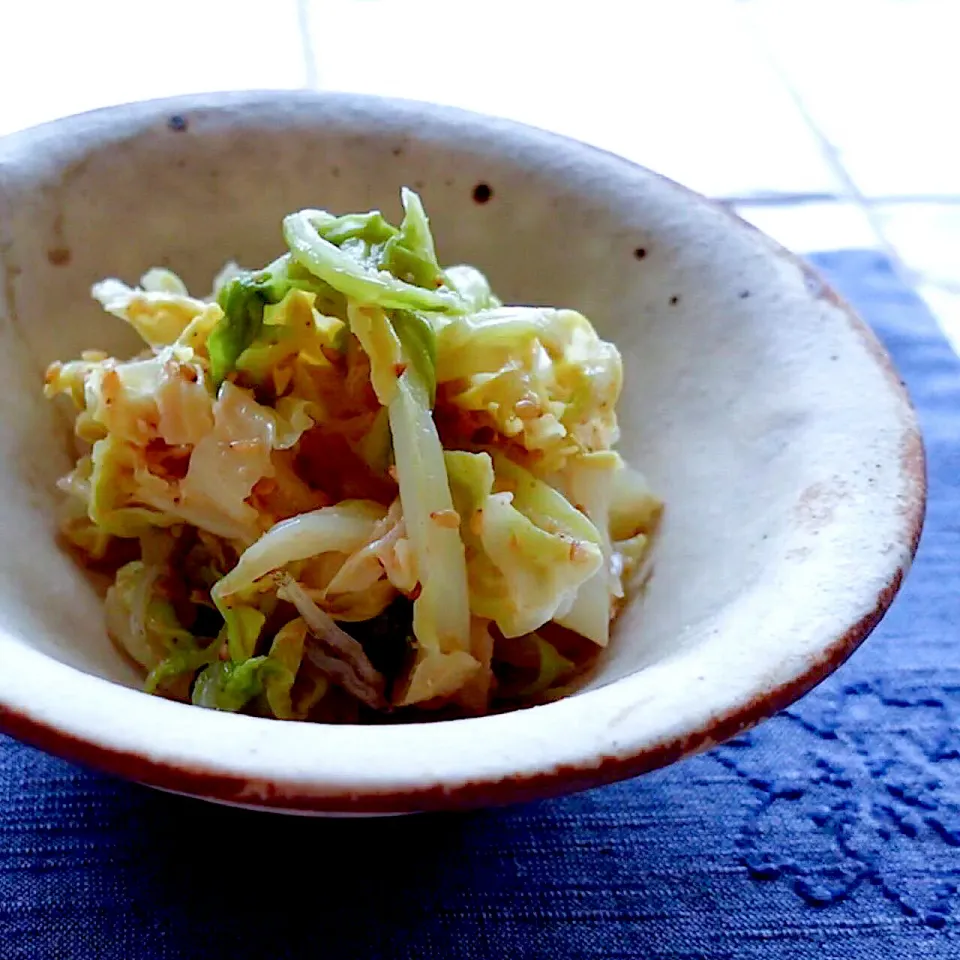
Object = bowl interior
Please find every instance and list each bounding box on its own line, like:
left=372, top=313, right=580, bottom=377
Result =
left=0, top=93, right=921, bottom=809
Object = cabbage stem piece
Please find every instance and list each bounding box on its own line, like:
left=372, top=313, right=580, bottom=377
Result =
left=388, top=367, right=475, bottom=703
left=554, top=452, right=619, bottom=645
left=348, top=303, right=403, bottom=406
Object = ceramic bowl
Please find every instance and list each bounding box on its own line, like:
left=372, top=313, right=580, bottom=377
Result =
left=0, top=91, right=924, bottom=814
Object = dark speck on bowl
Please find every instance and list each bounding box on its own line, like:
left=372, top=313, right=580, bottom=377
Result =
left=167, top=115, right=188, bottom=133
left=634, top=247, right=647, bottom=260
left=472, top=182, right=493, bottom=204
left=46, top=248, right=71, bottom=267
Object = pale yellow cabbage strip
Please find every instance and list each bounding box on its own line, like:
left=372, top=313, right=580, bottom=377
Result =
left=213, top=501, right=387, bottom=602
left=388, top=369, right=475, bottom=704
left=347, top=303, right=403, bottom=405
left=92, top=277, right=209, bottom=348
left=554, top=452, right=620, bottom=646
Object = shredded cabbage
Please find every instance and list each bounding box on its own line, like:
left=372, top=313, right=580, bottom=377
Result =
left=436, top=306, right=622, bottom=471
left=444, top=264, right=502, bottom=313
left=389, top=368, right=477, bottom=705
left=44, top=187, right=661, bottom=722
left=445, top=450, right=604, bottom=638
left=92, top=275, right=207, bottom=347
left=212, top=500, right=386, bottom=602
left=283, top=206, right=465, bottom=316
left=553, top=452, right=620, bottom=646
left=105, top=560, right=191, bottom=668
left=263, top=618, right=326, bottom=719
left=193, top=657, right=273, bottom=712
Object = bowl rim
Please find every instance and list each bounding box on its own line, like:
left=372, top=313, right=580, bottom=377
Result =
left=0, top=89, right=926, bottom=813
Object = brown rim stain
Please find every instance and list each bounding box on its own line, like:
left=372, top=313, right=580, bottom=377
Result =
left=0, top=96, right=928, bottom=814
left=46, top=247, right=71, bottom=267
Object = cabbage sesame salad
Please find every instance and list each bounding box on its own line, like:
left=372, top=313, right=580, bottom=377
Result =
left=43, top=188, right=661, bottom=722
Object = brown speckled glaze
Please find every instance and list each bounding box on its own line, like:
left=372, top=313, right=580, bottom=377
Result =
left=0, top=91, right=925, bottom=814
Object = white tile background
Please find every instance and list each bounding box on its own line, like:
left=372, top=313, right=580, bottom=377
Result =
left=1, top=0, right=957, bottom=350
left=305, top=0, right=842, bottom=200
left=0, top=2, right=309, bottom=133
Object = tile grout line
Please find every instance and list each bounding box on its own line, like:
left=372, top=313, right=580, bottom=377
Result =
left=717, top=192, right=844, bottom=206
left=863, top=195, right=960, bottom=207
left=720, top=194, right=960, bottom=208
left=776, top=80, right=960, bottom=351
left=297, top=0, right=320, bottom=90
left=734, top=4, right=960, bottom=357
left=730, top=3, right=960, bottom=345
left=735, top=4, right=901, bottom=261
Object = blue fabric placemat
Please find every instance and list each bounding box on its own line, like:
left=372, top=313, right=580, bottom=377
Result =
left=2, top=251, right=958, bottom=960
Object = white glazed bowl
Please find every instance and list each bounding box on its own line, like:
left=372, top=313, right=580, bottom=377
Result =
left=0, top=91, right=924, bottom=814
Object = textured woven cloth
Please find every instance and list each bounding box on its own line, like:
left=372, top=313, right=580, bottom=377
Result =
left=1, top=251, right=957, bottom=959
